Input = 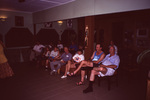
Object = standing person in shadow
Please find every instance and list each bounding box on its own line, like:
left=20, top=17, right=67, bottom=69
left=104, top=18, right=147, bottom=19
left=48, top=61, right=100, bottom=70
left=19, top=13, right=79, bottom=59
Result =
left=0, top=40, right=14, bottom=79
left=69, top=41, right=78, bottom=55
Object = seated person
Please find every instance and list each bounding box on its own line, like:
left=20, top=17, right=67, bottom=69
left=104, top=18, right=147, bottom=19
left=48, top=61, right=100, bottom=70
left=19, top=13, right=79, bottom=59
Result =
left=49, top=46, right=60, bottom=60
left=83, top=46, right=120, bottom=93
left=70, top=44, right=105, bottom=76
left=69, top=41, right=78, bottom=54
left=78, top=44, right=84, bottom=54
left=42, top=46, right=51, bottom=68
left=30, top=41, right=45, bottom=63
left=50, top=47, right=72, bottom=75
left=57, top=40, right=63, bottom=52
left=45, top=46, right=60, bottom=69
left=48, top=42, right=54, bottom=51
left=61, top=49, right=85, bottom=79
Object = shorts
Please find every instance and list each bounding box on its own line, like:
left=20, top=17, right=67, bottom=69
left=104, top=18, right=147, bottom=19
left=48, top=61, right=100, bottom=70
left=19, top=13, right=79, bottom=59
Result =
left=75, top=63, right=80, bottom=68
left=98, top=68, right=115, bottom=77
left=93, top=63, right=100, bottom=67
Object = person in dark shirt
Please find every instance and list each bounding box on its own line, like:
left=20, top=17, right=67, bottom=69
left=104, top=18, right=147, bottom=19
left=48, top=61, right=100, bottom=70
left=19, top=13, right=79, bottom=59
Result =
left=69, top=41, right=78, bottom=54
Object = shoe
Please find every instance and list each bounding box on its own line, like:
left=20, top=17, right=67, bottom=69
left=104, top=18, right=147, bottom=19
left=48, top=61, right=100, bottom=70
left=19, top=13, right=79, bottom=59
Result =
left=68, top=72, right=75, bottom=77
left=45, top=66, right=48, bottom=68
left=50, top=70, right=55, bottom=75
left=61, top=75, right=67, bottom=79
left=83, top=87, right=93, bottom=93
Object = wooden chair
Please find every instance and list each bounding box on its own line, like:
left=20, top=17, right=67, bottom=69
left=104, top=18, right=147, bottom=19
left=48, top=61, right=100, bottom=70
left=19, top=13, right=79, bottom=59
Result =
left=97, top=69, right=119, bottom=91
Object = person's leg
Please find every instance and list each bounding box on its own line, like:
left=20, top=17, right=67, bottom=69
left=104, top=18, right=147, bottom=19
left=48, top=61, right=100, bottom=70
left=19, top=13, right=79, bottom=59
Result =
left=73, top=61, right=93, bottom=74
left=50, top=62, right=55, bottom=71
left=56, top=61, right=63, bottom=71
left=83, top=67, right=107, bottom=93
left=50, top=61, right=60, bottom=71
left=45, top=59, right=49, bottom=68
left=61, top=63, right=68, bottom=78
left=64, top=63, right=69, bottom=76
left=81, top=70, right=85, bottom=82
left=67, top=61, right=71, bottom=74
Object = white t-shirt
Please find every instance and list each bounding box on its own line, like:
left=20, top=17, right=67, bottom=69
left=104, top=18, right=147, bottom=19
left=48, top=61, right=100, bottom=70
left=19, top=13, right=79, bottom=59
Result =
left=33, top=44, right=45, bottom=53
left=50, top=50, right=59, bottom=57
left=73, top=54, right=85, bottom=63
left=57, top=44, right=63, bottom=50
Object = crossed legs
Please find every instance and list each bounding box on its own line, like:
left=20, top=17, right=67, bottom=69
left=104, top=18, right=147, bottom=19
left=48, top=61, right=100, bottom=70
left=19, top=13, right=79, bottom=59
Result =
left=83, top=66, right=107, bottom=93
left=72, top=60, right=93, bottom=75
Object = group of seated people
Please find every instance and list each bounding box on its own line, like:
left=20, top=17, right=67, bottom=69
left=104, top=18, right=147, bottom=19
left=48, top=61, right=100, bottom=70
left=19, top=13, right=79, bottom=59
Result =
left=30, top=40, right=120, bottom=94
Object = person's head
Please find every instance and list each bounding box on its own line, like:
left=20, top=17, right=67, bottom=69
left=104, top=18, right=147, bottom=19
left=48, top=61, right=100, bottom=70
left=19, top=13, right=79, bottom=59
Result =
left=49, top=42, right=53, bottom=45
left=110, top=40, right=114, bottom=45
left=77, top=49, right=83, bottom=55
left=109, top=46, right=115, bottom=55
left=54, top=46, right=58, bottom=51
left=58, top=40, right=61, bottom=44
left=71, top=41, right=75, bottom=45
left=79, top=45, right=83, bottom=49
left=64, top=47, right=69, bottom=53
left=45, top=47, right=49, bottom=51
left=96, top=44, right=102, bottom=52
left=36, top=41, right=40, bottom=45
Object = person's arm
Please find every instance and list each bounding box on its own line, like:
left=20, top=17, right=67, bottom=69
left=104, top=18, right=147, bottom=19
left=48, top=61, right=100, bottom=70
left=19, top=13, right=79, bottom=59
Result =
left=55, top=51, right=60, bottom=58
left=100, top=64, right=117, bottom=69
left=33, top=46, right=36, bottom=51
left=72, top=54, right=77, bottom=61
left=93, top=53, right=105, bottom=64
left=68, top=54, right=72, bottom=61
left=90, top=51, right=95, bottom=60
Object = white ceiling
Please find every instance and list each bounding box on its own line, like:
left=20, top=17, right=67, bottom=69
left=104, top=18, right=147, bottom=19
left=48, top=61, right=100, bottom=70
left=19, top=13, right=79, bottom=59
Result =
left=0, top=0, right=75, bottom=13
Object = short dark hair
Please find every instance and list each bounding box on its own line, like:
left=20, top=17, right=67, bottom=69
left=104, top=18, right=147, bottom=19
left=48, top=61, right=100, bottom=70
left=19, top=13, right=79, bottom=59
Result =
left=78, top=49, right=83, bottom=54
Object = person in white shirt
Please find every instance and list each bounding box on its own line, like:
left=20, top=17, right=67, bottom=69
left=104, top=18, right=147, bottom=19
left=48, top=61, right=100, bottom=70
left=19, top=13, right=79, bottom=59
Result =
left=57, top=40, right=63, bottom=51
left=61, top=49, right=84, bottom=79
left=48, top=42, right=54, bottom=51
left=42, top=47, right=51, bottom=69
left=49, top=47, right=60, bottom=60
left=30, top=42, right=45, bottom=61
left=33, top=42, right=45, bottom=54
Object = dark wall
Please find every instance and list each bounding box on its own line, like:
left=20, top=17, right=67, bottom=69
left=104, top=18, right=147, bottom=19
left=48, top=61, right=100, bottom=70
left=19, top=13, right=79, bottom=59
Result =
left=36, top=29, right=59, bottom=45
left=5, top=27, right=33, bottom=47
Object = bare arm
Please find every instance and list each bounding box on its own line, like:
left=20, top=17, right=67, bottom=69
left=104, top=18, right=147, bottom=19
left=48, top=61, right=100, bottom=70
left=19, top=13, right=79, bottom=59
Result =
left=100, top=64, right=117, bottom=69
left=90, top=51, right=95, bottom=60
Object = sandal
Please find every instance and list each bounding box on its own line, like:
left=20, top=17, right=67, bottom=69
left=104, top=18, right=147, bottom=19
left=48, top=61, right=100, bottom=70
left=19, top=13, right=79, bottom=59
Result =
left=76, top=81, right=84, bottom=86
left=68, top=72, right=75, bottom=77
